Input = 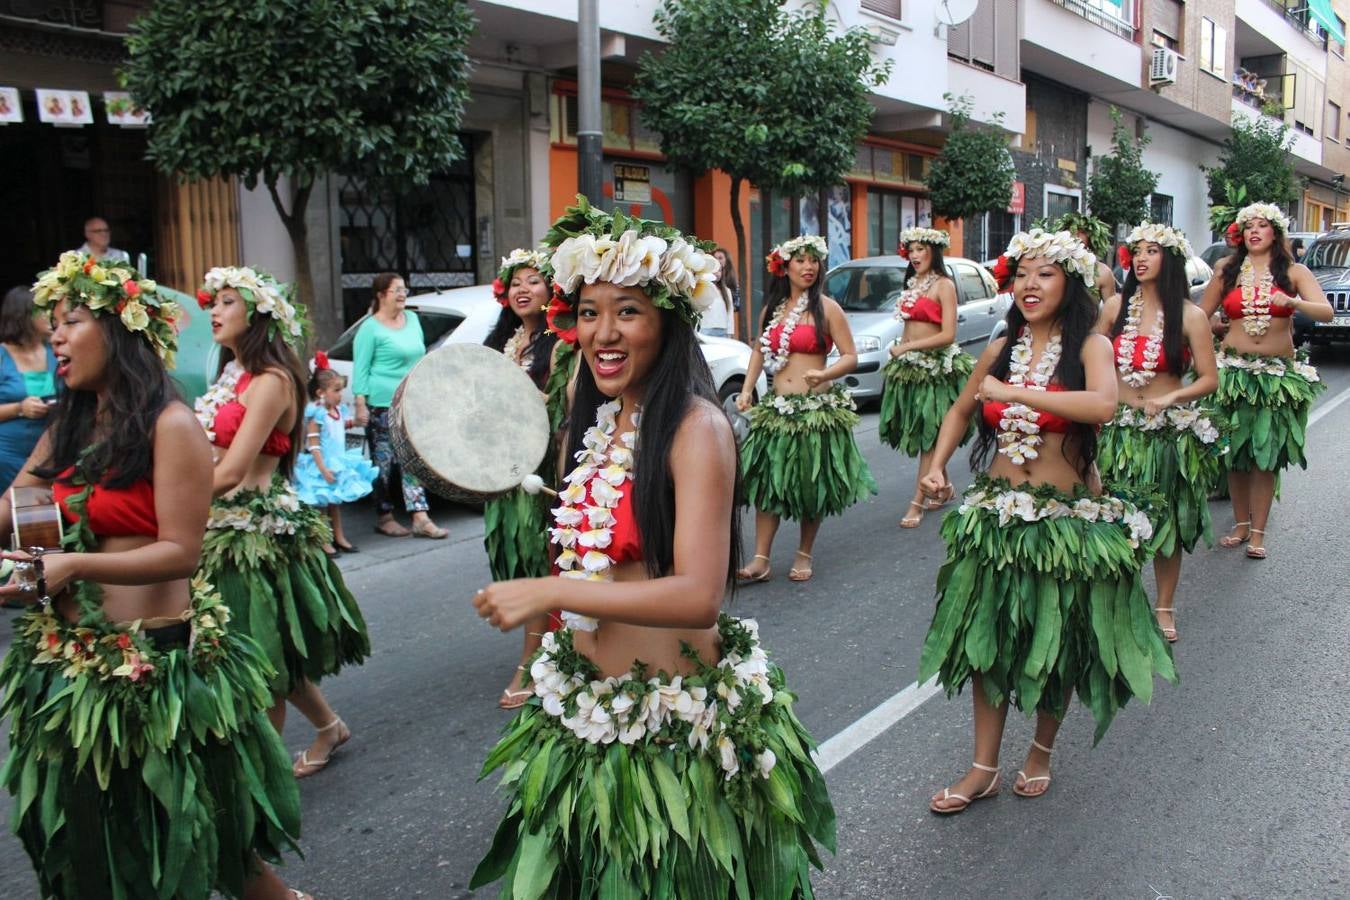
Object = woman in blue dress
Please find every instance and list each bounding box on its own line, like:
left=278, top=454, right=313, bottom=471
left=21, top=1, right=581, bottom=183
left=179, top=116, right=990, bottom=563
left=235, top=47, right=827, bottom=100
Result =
left=0, top=287, right=58, bottom=491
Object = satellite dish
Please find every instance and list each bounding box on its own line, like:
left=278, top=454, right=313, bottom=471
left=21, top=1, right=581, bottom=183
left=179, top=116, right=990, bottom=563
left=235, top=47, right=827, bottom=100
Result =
left=936, top=0, right=979, bottom=27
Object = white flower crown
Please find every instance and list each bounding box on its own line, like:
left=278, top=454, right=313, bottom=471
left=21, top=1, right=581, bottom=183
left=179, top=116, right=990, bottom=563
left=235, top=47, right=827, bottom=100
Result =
left=772, top=235, right=828, bottom=260
left=498, top=248, right=550, bottom=275
left=1235, top=203, right=1290, bottom=234
left=201, top=266, right=306, bottom=345
left=898, top=227, right=949, bottom=248
left=550, top=230, right=721, bottom=317
left=1126, top=222, right=1194, bottom=258
left=1003, top=229, right=1098, bottom=288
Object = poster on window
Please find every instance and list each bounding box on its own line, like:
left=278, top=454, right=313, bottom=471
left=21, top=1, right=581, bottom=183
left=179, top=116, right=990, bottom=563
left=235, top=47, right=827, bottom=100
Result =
left=798, top=186, right=853, bottom=270
left=104, top=92, right=151, bottom=128
left=0, top=88, right=21, bottom=124
left=36, top=89, right=93, bottom=126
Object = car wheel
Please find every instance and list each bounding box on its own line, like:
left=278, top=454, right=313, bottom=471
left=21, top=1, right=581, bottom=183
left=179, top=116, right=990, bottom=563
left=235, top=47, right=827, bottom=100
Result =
left=718, top=376, right=748, bottom=405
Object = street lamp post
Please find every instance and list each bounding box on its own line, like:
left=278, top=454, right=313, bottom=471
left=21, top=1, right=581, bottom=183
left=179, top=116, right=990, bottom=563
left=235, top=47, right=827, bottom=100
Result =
left=577, top=0, right=603, bottom=204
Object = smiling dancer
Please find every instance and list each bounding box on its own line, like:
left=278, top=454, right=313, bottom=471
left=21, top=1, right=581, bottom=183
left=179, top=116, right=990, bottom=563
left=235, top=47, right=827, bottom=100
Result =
left=880, top=227, right=975, bottom=528
left=0, top=253, right=307, bottom=899
left=470, top=199, right=835, bottom=895
left=1096, top=224, right=1222, bottom=642
left=195, top=268, right=370, bottom=779
left=1199, top=204, right=1332, bottom=559
left=917, top=230, right=1175, bottom=814
left=735, top=235, right=876, bottom=583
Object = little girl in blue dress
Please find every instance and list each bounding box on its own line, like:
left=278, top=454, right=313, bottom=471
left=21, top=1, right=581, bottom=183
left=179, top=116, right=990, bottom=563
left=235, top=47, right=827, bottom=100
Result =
left=296, top=358, right=378, bottom=554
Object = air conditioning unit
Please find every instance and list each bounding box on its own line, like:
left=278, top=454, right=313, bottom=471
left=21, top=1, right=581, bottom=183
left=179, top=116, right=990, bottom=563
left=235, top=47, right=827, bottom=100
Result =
left=1150, top=47, right=1179, bottom=85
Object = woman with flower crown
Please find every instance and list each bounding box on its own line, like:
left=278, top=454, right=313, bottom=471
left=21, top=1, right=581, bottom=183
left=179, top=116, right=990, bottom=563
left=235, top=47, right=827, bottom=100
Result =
left=0, top=253, right=309, bottom=899
left=195, top=268, right=370, bottom=779
left=484, top=247, right=565, bottom=709
left=733, top=235, right=876, bottom=583
left=470, top=198, right=835, bottom=895
left=1095, top=223, right=1222, bottom=643
left=917, top=229, right=1175, bottom=815
left=1199, top=203, right=1332, bottom=559
left=880, top=227, right=975, bottom=528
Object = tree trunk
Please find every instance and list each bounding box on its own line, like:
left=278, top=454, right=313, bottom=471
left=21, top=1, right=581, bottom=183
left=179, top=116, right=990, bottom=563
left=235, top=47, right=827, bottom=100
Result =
left=729, top=175, right=749, bottom=341
left=266, top=177, right=321, bottom=353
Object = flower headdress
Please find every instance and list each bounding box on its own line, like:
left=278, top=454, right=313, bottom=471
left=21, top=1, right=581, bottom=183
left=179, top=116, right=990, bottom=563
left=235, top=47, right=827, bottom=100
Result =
left=540, top=195, right=720, bottom=345
left=197, top=266, right=307, bottom=348
left=998, top=228, right=1098, bottom=288
left=765, top=234, right=828, bottom=277
left=1123, top=222, right=1194, bottom=261
left=32, top=252, right=181, bottom=366
left=1234, top=202, right=1290, bottom=235
left=1050, top=211, right=1111, bottom=260
left=492, top=248, right=552, bottom=307
left=896, top=227, right=949, bottom=259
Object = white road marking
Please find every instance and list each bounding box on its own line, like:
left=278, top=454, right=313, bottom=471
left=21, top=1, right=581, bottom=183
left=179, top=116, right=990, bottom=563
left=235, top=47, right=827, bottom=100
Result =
left=813, top=378, right=1350, bottom=775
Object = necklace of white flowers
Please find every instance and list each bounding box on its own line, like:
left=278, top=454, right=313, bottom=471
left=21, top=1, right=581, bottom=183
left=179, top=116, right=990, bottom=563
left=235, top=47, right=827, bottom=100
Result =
left=1115, top=293, right=1164, bottom=388
left=193, top=360, right=245, bottom=442
left=551, top=399, right=639, bottom=585
left=1237, top=257, right=1275, bottom=337
left=894, top=270, right=942, bottom=321
left=760, top=293, right=810, bottom=375
left=997, top=327, right=1063, bottom=465
left=501, top=324, right=533, bottom=370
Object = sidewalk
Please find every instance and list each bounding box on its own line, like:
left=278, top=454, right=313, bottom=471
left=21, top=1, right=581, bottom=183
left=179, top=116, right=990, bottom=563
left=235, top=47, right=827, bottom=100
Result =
left=325, top=495, right=488, bottom=577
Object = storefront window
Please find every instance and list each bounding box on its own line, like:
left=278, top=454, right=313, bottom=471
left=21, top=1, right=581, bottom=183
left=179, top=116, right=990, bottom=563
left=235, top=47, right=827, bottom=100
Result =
left=799, top=186, right=853, bottom=270
left=867, top=189, right=932, bottom=256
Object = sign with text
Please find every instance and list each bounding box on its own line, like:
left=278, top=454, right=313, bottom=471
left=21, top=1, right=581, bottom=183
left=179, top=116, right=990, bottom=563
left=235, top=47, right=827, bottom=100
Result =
left=1007, top=181, right=1026, bottom=215
left=36, top=89, right=93, bottom=126
left=613, top=163, right=651, bottom=204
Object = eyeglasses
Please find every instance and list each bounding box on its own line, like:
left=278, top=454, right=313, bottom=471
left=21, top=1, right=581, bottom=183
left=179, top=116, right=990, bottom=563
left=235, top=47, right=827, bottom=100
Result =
left=87, top=227, right=110, bottom=234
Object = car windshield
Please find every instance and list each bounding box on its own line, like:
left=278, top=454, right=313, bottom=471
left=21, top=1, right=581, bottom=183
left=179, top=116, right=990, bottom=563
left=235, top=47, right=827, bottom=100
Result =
left=326, top=307, right=465, bottom=361
left=829, top=264, right=909, bottom=312
left=1305, top=238, right=1350, bottom=270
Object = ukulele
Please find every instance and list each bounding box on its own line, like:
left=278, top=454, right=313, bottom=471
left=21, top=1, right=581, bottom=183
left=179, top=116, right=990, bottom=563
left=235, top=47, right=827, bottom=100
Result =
left=2, top=487, right=65, bottom=606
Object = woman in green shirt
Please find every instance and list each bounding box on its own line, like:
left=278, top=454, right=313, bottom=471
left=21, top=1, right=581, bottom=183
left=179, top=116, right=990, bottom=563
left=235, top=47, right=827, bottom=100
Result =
left=0, top=287, right=58, bottom=492
left=352, top=273, right=447, bottom=538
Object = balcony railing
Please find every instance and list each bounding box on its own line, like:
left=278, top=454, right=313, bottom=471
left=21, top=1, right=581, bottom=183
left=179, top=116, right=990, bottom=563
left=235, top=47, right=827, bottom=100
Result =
left=1261, top=0, right=1330, bottom=47
left=1045, top=0, right=1137, bottom=42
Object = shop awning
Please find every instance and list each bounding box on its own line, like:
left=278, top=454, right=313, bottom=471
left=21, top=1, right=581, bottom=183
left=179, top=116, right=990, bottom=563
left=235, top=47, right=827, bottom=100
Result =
left=1308, top=0, right=1346, bottom=46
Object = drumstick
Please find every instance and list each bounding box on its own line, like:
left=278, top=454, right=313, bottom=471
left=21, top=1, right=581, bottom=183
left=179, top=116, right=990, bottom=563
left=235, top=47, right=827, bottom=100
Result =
left=519, top=474, right=558, bottom=498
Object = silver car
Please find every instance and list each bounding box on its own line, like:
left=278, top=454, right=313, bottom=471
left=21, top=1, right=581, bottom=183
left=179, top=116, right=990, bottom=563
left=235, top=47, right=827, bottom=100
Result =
left=822, top=255, right=1005, bottom=401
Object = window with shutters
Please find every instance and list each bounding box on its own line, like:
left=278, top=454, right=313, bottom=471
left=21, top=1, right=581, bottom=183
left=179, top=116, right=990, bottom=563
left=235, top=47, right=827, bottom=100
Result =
left=947, top=0, right=1020, bottom=81
left=862, top=0, right=902, bottom=18
left=1150, top=0, right=1183, bottom=54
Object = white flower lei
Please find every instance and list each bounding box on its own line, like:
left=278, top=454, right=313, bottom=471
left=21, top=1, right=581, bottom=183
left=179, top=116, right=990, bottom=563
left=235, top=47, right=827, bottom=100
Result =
left=1216, top=348, right=1320, bottom=383
left=997, top=328, right=1062, bottom=465
left=193, top=360, right=245, bottom=442
left=551, top=399, right=638, bottom=632
left=959, top=486, right=1154, bottom=549
left=768, top=387, right=856, bottom=417
left=1125, top=222, right=1193, bottom=259
left=1112, top=402, right=1221, bottom=445
left=206, top=483, right=304, bottom=535
left=528, top=620, right=778, bottom=780
left=1116, top=293, right=1164, bottom=388
left=892, top=342, right=963, bottom=376
left=1004, top=229, right=1097, bottom=288
left=549, top=230, right=720, bottom=316
left=893, top=271, right=942, bottom=321
left=501, top=325, right=531, bottom=370
left=1237, top=257, right=1277, bottom=337
left=772, top=234, right=828, bottom=261
left=1234, top=203, right=1290, bottom=234
left=898, top=227, right=949, bottom=248
left=202, top=267, right=305, bottom=345
left=759, top=294, right=811, bottom=376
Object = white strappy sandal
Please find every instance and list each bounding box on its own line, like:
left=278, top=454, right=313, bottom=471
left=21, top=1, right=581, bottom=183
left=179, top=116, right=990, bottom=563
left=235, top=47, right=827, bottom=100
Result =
left=929, top=761, right=1001, bottom=815
left=1013, top=739, right=1054, bottom=798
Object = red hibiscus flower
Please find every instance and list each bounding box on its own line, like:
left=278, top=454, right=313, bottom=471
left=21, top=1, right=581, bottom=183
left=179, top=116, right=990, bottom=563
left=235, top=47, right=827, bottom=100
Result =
left=991, top=255, right=1011, bottom=288
left=492, top=277, right=508, bottom=307
left=546, top=294, right=578, bottom=346
left=314, top=350, right=330, bottom=371
left=765, top=251, right=787, bottom=278
left=1117, top=245, right=1133, bottom=270
left=124, top=280, right=141, bottom=298
left=896, top=244, right=910, bottom=260
left=196, top=289, right=212, bottom=310
left=1224, top=222, right=1241, bottom=247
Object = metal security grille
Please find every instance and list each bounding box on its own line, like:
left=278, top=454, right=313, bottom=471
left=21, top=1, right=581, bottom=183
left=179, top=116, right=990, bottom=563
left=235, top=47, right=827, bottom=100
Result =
left=338, top=136, right=477, bottom=326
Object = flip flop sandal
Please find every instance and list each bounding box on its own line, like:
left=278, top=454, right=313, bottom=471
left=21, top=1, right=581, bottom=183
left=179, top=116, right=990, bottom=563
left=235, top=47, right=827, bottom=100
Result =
left=900, top=500, right=925, bottom=528
left=293, top=717, right=350, bottom=779
left=736, top=554, right=772, bottom=583
left=930, top=762, right=1001, bottom=815
left=787, top=552, right=813, bottom=583
left=1013, top=739, right=1054, bottom=798
left=1218, top=521, right=1251, bottom=548
left=1245, top=529, right=1267, bottom=559
left=1155, top=607, right=1178, bottom=643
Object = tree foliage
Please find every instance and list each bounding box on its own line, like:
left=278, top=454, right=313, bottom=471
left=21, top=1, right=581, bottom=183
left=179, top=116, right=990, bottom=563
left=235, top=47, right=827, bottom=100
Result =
left=1087, top=107, right=1159, bottom=231
left=1202, top=113, right=1302, bottom=214
left=121, top=0, right=475, bottom=340
left=634, top=0, right=889, bottom=318
left=925, top=94, right=1014, bottom=222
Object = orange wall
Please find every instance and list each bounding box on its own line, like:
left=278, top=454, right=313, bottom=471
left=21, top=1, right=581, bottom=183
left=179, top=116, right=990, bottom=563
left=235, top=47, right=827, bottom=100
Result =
left=550, top=145, right=580, bottom=222
left=850, top=182, right=868, bottom=258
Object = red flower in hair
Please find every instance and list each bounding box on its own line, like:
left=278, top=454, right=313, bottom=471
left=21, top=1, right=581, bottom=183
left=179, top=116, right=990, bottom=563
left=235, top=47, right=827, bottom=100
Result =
left=1117, top=245, right=1133, bottom=270
left=991, top=255, right=1011, bottom=287
left=492, top=277, right=508, bottom=307
left=124, top=280, right=141, bottom=298
left=896, top=244, right=910, bottom=260
left=196, top=289, right=212, bottom=310
left=546, top=294, right=578, bottom=346
left=765, top=251, right=787, bottom=278
left=314, top=350, right=330, bottom=371
left=83, top=257, right=96, bottom=274
left=1225, top=222, right=1241, bottom=247
left=115, top=299, right=127, bottom=314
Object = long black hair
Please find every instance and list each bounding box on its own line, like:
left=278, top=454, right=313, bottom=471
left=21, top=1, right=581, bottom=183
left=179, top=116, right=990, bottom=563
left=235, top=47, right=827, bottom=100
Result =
left=216, top=315, right=309, bottom=477
left=564, top=306, right=742, bottom=587
left=970, top=264, right=1101, bottom=481
left=1218, top=227, right=1297, bottom=297
left=760, top=264, right=830, bottom=350
left=35, top=313, right=179, bottom=489
left=1113, top=246, right=1188, bottom=374
left=905, top=243, right=949, bottom=290
left=484, top=306, right=558, bottom=390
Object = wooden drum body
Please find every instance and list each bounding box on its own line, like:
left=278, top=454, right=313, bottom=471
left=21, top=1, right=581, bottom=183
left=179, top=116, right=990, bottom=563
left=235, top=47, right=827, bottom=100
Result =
left=388, top=343, right=551, bottom=503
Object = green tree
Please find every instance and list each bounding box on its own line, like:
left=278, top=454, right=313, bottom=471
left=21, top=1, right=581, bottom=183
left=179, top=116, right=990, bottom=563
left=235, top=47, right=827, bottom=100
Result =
left=1202, top=114, right=1302, bottom=222
left=635, top=0, right=888, bottom=313
left=1087, top=107, right=1160, bottom=232
left=925, top=94, right=1014, bottom=223
left=121, top=0, right=475, bottom=341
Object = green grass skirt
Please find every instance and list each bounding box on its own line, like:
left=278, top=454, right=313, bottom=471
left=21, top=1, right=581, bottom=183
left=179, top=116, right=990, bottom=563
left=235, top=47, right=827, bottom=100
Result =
left=200, top=479, right=370, bottom=694
left=1097, top=404, right=1227, bottom=556
left=484, top=487, right=551, bottom=581
left=878, top=346, right=975, bottom=455
left=1215, top=350, right=1324, bottom=472
left=740, top=386, right=877, bottom=522
left=1, top=586, right=301, bottom=899
left=472, top=617, right=836, bottom=899
left=918, top=476, right=1177, bottom=742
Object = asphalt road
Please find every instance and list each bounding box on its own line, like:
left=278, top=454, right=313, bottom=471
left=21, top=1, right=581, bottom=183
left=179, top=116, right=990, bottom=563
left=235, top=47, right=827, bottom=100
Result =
left=3, top=345, right=1349, bottom=899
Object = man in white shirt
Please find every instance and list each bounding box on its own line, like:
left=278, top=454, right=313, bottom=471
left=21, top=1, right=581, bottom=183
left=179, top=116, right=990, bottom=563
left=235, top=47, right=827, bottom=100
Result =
left=76, top=217, right=130, bottom=264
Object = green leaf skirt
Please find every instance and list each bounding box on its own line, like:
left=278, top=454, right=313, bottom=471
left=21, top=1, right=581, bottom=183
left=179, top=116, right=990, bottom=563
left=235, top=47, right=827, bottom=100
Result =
left=200, top=479, right=370, bottom=694
left=484, top=486, right=552, bottom=581
left=918, top=475, right=1177, bottom=743
left=472, top=616, right=836, bottom=899
left=1215, top=350, right=1324, bottom=473
left=1098, top=403, right=1227, bottom=556
left=740, top=386, right=878, bottom=522
left=878, top=345, right=975, bottom=456
left=1, top=587, right=301, bottom=899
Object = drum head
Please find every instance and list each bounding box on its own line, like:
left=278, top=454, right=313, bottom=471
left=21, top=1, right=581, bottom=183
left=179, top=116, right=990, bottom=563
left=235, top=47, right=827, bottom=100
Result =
left=394, top=344, right=550, bottom=497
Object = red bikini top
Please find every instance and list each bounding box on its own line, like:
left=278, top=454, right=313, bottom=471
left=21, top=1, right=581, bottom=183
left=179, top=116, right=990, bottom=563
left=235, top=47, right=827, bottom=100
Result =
left=1110, top=333, right=1192, bottom=375
left=982, top=383, right=1074, bottom=434
left=1221, top=288, right=1295, bottom=320
left=212, top=372, right=293, bottom=457
left=550, top=474, right=642, bottom=571
left=899, top=295, right=943, bottom=325
left=765, top=321, right=833, bottom=355
left=52, top=470, right=158, bottom=538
